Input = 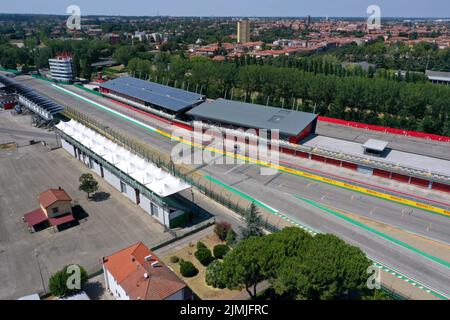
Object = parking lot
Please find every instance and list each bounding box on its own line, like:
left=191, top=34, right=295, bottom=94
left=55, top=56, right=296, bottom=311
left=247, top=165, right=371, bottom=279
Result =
left=0, top=143, right=173, bottom=299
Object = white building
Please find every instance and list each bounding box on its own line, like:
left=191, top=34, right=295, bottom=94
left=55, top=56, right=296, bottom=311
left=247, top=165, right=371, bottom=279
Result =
left=102, top=242, right=192, bottom=300
left=55, top=120, right=191, bottom=228
left=49, top=55, right=74, bottom=83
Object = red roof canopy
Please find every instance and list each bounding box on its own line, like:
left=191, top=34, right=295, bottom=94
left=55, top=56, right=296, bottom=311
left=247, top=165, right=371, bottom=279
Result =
left=24, top=209, right=48, bottom=227
left=49, top=213, right=75, bottom=227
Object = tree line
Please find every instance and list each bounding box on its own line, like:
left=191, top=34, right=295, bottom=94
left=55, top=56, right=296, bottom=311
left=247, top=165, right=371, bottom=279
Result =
left=328, top=40, right=450, bottom=72
left=128, top=54, right=450, bottom=136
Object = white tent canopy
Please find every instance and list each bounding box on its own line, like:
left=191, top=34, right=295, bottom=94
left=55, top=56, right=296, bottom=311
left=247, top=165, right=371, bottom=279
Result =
left=56, top=120, right=190, bottom=198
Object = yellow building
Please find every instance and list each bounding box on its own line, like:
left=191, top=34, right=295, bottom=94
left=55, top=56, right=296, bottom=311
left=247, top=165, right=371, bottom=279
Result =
left=38, top=188, right=72, bottom=218
left=237, top=19, right=251, bottom=43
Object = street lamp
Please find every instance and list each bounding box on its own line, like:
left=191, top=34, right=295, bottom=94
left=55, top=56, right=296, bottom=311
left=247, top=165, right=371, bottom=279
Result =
left=34, top=249, right=46, bottom=294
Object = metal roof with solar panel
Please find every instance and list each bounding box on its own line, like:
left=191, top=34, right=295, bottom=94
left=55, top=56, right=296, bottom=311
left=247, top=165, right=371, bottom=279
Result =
left=100, top=76, right=206, bottom=113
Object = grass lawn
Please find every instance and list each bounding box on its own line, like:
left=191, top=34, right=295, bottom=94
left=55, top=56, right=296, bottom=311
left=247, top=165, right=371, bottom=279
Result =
left=162, top=233, right=244, bottom=300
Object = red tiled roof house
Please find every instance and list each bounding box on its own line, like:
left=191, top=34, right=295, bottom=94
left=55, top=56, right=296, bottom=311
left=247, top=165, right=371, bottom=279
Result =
left=39, top=188, right=72, bottom=218
left=102, top=242, right=192, bottom=300
left=23, top=188, right=76, bottom=233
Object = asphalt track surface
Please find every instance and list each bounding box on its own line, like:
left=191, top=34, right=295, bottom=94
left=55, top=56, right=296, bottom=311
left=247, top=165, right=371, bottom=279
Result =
left=16, top=75, right=450, bottom=298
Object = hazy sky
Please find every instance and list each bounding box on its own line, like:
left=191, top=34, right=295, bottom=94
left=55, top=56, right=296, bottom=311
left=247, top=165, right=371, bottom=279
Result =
left=1, top=0, right=449, bottom=17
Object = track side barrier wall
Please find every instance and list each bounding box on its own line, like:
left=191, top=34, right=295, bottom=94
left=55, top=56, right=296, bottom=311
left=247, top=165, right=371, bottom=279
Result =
left=318, top=116, right=450, bottom=143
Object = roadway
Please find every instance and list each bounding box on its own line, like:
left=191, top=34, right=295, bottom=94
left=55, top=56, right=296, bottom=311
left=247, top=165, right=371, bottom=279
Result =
left=18, top=75, right=450, bottom=243
left=14, top=75, right=450, bottom=297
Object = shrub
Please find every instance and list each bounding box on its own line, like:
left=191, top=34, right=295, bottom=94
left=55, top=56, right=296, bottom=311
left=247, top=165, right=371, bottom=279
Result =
left=195, top=247, right=214, bottom=266
left=213, top=244, right=230, bottom=259
left=180, top=259, right=198, bottom=277
left=170, top=256, right=180, bottom=263
left=197, top=241, right=207, bottom=250
left=205, top=260, right=225, bottom=289
left=48, top=264, right=88, bottom=297
left=226, top=228, right=237, bottom=247
left=214, top=221, right=231, bottom=241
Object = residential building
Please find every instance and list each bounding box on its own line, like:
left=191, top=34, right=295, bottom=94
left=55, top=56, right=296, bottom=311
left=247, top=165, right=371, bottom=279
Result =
left=102, top=242, right=192, bottom=300
left=237, top=19, right=251, bottom=43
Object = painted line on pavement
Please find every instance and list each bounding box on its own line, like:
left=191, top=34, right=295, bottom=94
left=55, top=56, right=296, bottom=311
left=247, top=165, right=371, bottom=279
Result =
left=369, top=257, right=449, bottom=300
left=203, top=175, right=319, bottom=236
left=204, top=174, right=449, bottom=300
left=292, top=194, right=450, bottom=269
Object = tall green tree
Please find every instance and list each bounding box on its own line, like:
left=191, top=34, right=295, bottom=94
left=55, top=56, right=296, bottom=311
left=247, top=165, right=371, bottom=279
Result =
left=78, top=173, right=99, bottom=199
left=240, top=202, right=264, bottom=239
left=48, top=265, right=88, bottom=297
left=80, top=56, right=92, bottom=80
left=221, top=237, right=266, bottom=298
left=272, top=234, right=371, bottom=300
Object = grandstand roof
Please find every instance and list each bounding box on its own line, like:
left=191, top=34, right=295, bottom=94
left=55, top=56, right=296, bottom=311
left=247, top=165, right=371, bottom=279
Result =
left=100, top=76, right=205, bottom=113
left=56, top=120, right=190, bottom=197
left=0, top=75, right=64, bottom=120
left=426, top=70, right=450, bottom=82
left=187, top=98, right=318, bottom=136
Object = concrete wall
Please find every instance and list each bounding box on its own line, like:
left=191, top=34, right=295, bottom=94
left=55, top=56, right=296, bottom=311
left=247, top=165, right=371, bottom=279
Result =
left=104, top=269, right=130, bottom=300
left=139, top=195, right=167, bottom=226
left=61, top=139, right=75, bottom=156
left=41, top=201, right=72, bottom=218
left=91, top=160, right=102, bottom=177
left=103, top=167, right=121, bottom=191
left=123, top=181, right=137, bottom=203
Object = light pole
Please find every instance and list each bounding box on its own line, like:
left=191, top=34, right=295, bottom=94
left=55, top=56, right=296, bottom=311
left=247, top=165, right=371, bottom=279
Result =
left=35, top=249, right=46, bottom=294
left=190, top=189, right=195, bottom=223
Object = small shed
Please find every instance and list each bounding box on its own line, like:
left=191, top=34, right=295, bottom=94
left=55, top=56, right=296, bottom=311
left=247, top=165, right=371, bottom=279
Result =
left=362, top=139, right=389, bottom=157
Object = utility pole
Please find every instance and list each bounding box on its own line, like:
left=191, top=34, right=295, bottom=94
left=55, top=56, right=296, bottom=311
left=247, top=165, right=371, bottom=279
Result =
left=190, top=189, right=195, bottom=223
left=35, top=249, right=46, bottom=295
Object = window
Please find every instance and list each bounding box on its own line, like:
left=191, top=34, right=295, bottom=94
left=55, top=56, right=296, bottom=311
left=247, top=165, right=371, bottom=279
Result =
left=52, top=207, right=59, bottom=214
